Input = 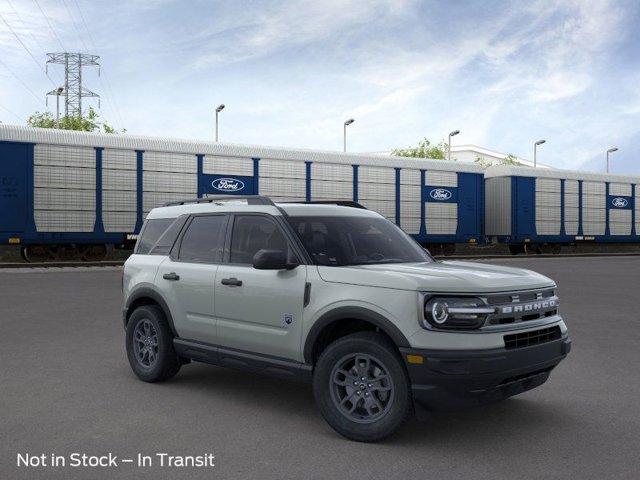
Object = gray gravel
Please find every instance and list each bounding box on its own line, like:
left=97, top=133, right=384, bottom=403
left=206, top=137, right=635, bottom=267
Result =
left=1, top=256, right=639, bottom=480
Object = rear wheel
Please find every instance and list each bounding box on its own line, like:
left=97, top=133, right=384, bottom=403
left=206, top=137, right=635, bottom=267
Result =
left=313, top=332, right=412, bottom=442
left=126, top=305, right=181, bottom=382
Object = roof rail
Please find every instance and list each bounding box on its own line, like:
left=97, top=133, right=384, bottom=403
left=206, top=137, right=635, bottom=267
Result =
left=283, top=200, right=368, bottom=210
left=163, top=195, right=276, bottom=207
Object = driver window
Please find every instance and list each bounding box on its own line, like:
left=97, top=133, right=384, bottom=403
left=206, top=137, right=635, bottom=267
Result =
left=229, top=215, right=289, bottom=264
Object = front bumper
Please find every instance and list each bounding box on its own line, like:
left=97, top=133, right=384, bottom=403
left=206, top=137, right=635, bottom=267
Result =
left=400, top=334, right=571, bottom=411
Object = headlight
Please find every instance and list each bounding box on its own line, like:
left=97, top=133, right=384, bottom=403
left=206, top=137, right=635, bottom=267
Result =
left=422, top=296, right=495, bottom=330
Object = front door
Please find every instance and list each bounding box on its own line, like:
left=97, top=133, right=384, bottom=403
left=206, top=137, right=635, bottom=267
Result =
left=156, top=214, right=229, bottom=344
left=214, top=214, right=307, bottom=361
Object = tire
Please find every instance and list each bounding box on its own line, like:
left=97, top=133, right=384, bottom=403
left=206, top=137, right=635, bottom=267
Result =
left=125, top=305, right=181, bottom=383
left=313, top=332, right=412, bottom=442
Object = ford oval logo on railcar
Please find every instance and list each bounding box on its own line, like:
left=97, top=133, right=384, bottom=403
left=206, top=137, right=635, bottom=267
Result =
left=611, top=197, right=629, bottom=208
left=211, top=178, right=245, bottom=192
left=429, top=188, right=453, bottom=201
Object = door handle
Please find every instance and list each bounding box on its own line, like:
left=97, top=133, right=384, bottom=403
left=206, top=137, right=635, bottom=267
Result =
left=163, top=272, right=180, bottom=281
left=221, top=277, right=242, bottom=287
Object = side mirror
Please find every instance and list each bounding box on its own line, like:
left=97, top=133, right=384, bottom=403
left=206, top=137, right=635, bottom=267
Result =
left=252, top=249, right=299, bottom=270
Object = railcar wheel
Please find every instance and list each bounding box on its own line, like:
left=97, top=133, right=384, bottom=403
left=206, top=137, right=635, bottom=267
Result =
left=58, top=245, right=81, bottom=261
left=523, top=243, right=539, bottom=255
left=552, top=244, right=562, bottom=255
left=508, top=244, right=525, bottom=255
left=22, top=245, right=50, bottom=263
left=539, top=244, right=553, bottom=254
left=442, top=243, right=456, bottom=256
left=80, top=244, right=107, bottom=262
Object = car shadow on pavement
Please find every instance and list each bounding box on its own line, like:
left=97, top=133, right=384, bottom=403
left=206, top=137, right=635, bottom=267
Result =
left=161, top=363, right=319, bottom=419
left=392, top=396, right=576, bottom=446
left=156, top=363, right=576, bottom=445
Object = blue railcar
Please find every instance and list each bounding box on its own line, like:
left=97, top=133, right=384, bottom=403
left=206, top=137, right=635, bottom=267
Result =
left=485, top=165, right=640, bottom=254
left=0, top=125, right=484, bottom=261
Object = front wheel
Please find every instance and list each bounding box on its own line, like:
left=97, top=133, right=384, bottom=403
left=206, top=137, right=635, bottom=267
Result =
left=313, top=332, right=412, bottom=442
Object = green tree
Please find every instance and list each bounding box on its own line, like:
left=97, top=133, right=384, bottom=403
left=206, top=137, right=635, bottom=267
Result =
left=474, top=153, right=523, bottom=169
left=27, top=107, right=125, bottom=133
left=392, top=138, right=450, bottom=160
left=503, top=153, right=522, bottom=165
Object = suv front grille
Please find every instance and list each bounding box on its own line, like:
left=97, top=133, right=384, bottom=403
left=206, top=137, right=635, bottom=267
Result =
left=504, top=326, right=562, bottom=350
left=484, top=289, right=558, bottom=326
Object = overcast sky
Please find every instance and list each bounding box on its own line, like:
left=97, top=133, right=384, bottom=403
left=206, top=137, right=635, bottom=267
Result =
left=1, top=0, right=639, bottom=173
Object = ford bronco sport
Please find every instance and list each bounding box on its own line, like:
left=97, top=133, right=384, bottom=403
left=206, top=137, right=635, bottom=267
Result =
left=122, top=195, right=570, bottom=442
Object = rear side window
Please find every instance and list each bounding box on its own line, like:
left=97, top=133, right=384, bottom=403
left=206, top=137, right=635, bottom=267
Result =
left=135, top=218, right=175, bottom=254
left=177, top=215, right=228, bottom=263
left=149, top=215, right=189, bottom=256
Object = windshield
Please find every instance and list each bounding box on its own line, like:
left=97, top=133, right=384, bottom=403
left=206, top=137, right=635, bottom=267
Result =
left=287, top=215, right=433, bottom=266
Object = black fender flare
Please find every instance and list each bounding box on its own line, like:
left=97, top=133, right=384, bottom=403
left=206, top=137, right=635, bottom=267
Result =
left=303, top=306, right=411, bottom=364
left=123, top=285, right=178, bottom=336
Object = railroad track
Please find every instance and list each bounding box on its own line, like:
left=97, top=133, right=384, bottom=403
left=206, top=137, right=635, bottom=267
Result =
left=0, top=261, right=124, bottom=269
left=2, top=252, right=640, bottom=268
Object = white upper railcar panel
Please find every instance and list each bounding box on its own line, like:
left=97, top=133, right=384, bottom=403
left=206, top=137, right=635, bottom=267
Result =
left=0, top=125, right=483, bottom=173
left=485, top=165, right=640, bottom=184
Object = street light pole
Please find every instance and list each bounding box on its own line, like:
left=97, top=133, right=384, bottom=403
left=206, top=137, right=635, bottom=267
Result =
left=215, top=104, right=225, bottom=142
left=606, top=147, right=618, bottom=173
left=534, top=139, right=546, bottom=167
left=448, top=130, right=460, bottom=161
left=55, top=87, right=64, bottom=128
left=343, top=118, right=355, bottom=152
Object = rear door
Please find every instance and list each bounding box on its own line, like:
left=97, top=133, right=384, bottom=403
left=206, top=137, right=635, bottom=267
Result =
left=0, top=142, right=29, bottom=233
left=156, top=214, right=229, bottom=344
left=214, top=214, right=307, bottom=361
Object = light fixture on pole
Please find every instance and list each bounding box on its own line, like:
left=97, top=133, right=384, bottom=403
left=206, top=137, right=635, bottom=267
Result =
left=343, top=118, right=355, bottom=152
left=55, top=87, right=64, bottom=127
left=606, top=147, right=618, bottom=173
left=215, top=104, right=225, bottom=142
left=448, top=130, right=460, bottom=161
left=533, top=139, right=546, bottom=167
left=46, top=86, right=65, bottom=128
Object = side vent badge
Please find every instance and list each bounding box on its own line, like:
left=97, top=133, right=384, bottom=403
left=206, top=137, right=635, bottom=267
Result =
left=282, top=313, right=294, bottom=328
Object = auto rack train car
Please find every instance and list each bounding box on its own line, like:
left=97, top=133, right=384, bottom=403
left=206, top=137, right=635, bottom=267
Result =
left=0, top=125, right=484, bottom=261
left=485, top=165, right=640, bottom=254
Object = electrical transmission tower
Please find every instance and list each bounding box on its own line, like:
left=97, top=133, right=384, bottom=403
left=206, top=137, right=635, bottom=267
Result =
left=46, top=53, right=100, bottom=118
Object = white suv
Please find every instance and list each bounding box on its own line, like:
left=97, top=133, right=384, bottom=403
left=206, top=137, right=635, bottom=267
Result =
left=122, top=196, right=570, bottom=442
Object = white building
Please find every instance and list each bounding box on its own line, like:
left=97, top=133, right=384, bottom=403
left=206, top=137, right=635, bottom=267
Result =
left=450, top=145, right=551, bottom=169
left=368, top=145, right=553, bottom=169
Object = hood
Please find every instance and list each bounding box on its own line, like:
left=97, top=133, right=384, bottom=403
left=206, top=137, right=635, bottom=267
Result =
left=317, top=260, right=555, bottom=293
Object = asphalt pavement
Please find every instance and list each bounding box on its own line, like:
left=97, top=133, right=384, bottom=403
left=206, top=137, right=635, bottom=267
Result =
left=1, top=257, right=639, bottom=479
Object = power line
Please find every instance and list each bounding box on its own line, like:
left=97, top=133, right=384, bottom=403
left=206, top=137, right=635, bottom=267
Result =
left=33, top=0, right=66, bottom=52
left=0, top=56, right=46, bottom=105
left=0, top=103, right=24, bottom=122
left=69, top=0, right=125, bottom=128
left=0, top=12, right=57, bottom=87
left=6, top=0, right=47, bottom=52
left=4, top=0, right=65, bottom=85
left=60, top=0, right=90, bottom=52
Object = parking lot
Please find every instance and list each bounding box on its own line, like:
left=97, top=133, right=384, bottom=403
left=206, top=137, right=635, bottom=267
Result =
left=1, top=256, right=639, bottom=480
